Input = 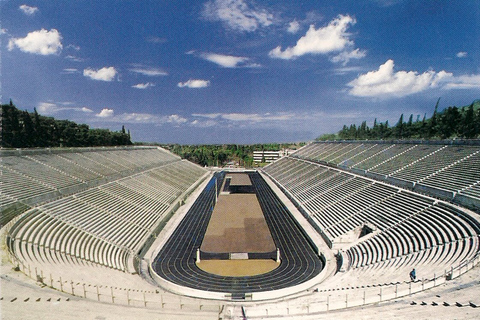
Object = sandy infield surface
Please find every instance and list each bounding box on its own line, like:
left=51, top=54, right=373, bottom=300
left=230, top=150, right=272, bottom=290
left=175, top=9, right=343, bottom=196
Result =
left=200, top=193, right=276, bottom=253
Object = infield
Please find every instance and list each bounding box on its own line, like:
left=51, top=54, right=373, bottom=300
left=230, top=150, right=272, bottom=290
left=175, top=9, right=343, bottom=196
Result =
left=200, top=191, right=276, bottom=253
left=197, top=260, right=280, bottom=276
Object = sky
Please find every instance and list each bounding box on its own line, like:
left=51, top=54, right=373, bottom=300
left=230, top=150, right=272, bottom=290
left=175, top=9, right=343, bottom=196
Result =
left=1, top=0, right=480, bottom=144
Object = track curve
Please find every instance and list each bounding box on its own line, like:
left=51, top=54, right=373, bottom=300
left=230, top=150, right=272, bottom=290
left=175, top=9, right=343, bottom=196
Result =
left=151, top=172, right=324, bottom=295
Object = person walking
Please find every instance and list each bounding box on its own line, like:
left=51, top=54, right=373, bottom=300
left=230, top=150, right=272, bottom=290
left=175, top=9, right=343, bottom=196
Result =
left=410, top=268, right=416, bottom=281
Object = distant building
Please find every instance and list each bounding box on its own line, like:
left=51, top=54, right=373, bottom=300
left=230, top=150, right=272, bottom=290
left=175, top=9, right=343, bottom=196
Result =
left=253, top=149, right=291, bottom=163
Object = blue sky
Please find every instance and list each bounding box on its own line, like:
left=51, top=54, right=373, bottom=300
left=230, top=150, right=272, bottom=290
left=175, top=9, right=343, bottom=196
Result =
left=2, top=0, right=479, bottom=144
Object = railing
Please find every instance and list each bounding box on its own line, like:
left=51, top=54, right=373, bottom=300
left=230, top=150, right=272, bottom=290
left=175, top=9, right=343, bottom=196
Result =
left=3, top=245, right=222, bottom=312
left=240, top=254, right=480, bottom=318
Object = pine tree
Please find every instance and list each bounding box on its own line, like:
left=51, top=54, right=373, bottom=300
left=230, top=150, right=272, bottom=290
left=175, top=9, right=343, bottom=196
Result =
left=461, top=103, right=475, bottom=138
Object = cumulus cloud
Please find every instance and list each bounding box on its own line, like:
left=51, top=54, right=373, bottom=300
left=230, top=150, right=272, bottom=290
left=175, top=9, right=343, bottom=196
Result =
left=83, top=67, right=117, bottom=81
left=347, top=59, right=453, bottom=97
left=269, top=15, right=361, bottom=61
left=8, top=29, right=62, bottom=55
left=203, top=0, right=274, bottom=32
left=456, top=51, right=467, bottom=58
left=96, top=108, right=114, bottom=118
left=128, top=65, right=168, bottom=76
left=178, top=79, right=211, bottom=88
left=132, top=82, right=155, bottom=89
left=37, top=102, right=93, bottom=114
left=287, top=20, right=300, bottom=34
left=200, top=52, right=250, bottom=68
left=19, top=4, right=38, bottom=15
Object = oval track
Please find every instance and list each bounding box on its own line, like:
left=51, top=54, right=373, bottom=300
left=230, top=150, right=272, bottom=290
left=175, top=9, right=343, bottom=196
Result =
left=151, top=172, right=323, bottom=294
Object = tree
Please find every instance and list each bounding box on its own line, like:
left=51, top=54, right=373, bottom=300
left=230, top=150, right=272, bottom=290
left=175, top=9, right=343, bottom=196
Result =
left=438, top=106, right=460, bottom=139
left=428, top=98, right=441, bottom=138
left=1, top=102, right=132, bottom=148
left=394, top=114, right=405, bottom=139
left=21, top=111, right=35, bottom=147
left=460, top=103, right=476, bottom=138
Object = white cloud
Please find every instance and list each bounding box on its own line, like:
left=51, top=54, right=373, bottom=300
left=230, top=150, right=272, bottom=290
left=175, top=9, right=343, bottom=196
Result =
left=456, top=51, right=467, bottom=58
left=128, top=65, right=168, bottom=76
left=167, top=114, right=188, bottom=125
left=178, top=79, right=211, bottom=88
left=65, top=55, right=84, bottom=62
left=190, top=119, right=219, bottom=128
left=333, top=66, right=363, bottom=75
left=8, top=29, right=62, bottom=55
left=442, top=74, right=480, bottom=90
left=91, top=111, right=189, bottom=126
left=66, top=44, right=81, bottom=51
left=132, top=82, right=155, bottom=89
left=193, top=112, right=294, bottom=122
left=347, top=59, right=453, bottom=97
left=287, top=20, right=300, bottom=34
left=1, top=28, right=8, bottom=35
left=146, top=36, right=167, bottom=44
left=83, top=67, right=117, bottom=81
left=371, top=0, right=404, bottom=7
left=203, top=0, right=274, bottom=32
left=331, top=48, right=366, bottom=66
left=37, top=102, right=93, bottom=114
left=269, top=15, right=359, bottom=60
left=96, top=108, right=114, bottom=118
left=62, top=68, right=79, bottom=74
left=192, top=113, right=222, bottom=119
left=200, top=52, right=249, bottom=68
left=19, top=4, right=38, bottom=15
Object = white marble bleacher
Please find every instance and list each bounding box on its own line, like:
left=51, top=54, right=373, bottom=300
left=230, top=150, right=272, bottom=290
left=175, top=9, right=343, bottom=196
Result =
left=328, top=143, right=369, bottom=165
left=5, top=147, right=206, bottom=275
left=391, top=146, right=477, bottom=183
left=265, top=142, right=480, bottom=290
left=345, top=201, right=479, bottom=271
left=345, top=144, right=394, bottom=169
left=1, top=156, right=81, bottom=191
left=369, top=145, right=442, bottom=177
left=52, top=153, right=107, bottom=180
left=419, top=150, right=480, bottom=193
left=281, top=162, right=319, bottom=190
left=272, top=158, right=307, bottom=183
left=459, top=183, right=480, bottom=199
left=263, top=156, right=296, bottom=177
left=361, top=144, right=416, bottom=174
left=296, top=142, right=350, bottom=162
left=0, top=165, right=58, bottom=201
left=322, top=184, right=399, bottom=238
left=81, top=150, right=132, bottom=173
left=293, top=170, right=341, bottom=205
left=292, top=142, right=327, bottom=159
left=318, top=143, right=357, bottom=163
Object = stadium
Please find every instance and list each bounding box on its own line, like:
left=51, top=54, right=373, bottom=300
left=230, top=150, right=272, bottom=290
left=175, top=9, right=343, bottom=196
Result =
left=1, top=140, right=480, bottom=319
